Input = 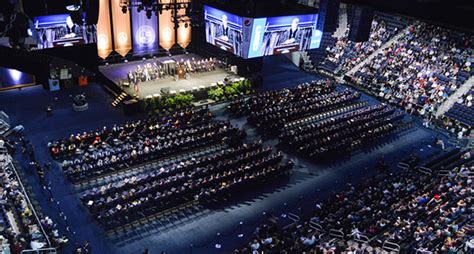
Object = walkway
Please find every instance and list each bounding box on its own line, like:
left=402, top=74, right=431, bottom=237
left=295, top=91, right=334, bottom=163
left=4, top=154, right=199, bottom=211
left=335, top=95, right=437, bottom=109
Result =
left=343, top=26, right=409, bottom=78
left=436, top=75, right=474, bottom=117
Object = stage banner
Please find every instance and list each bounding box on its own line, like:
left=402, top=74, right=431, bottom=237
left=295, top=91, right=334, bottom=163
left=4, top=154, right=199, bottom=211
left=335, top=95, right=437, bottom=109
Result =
left=177, top=8, right=191, bottom=48
left=131, top=7, right=159, bottom=54
left=159, top=1, right=175, bottom=50
left=97, top=0, right=113, bottom=59
left=111, top=0, right=132, bottom=56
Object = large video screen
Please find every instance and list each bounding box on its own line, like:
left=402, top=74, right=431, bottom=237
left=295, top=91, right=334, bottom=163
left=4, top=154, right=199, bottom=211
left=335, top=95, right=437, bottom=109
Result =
left=33, top=14, right=97, bottom=49
left=204, top=6, right=322, bottom=59
left=204, top=5, right=243, bottom=57
left=247, top=14, right=322, bottom=58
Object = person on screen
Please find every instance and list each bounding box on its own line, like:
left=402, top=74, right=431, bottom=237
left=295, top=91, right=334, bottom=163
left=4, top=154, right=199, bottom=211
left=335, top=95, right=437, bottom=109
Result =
left=64, top=16, right=80, bottom=38
left=283, top=18, right=301, bottom=45
left=219, top=14, right=230, bottom=41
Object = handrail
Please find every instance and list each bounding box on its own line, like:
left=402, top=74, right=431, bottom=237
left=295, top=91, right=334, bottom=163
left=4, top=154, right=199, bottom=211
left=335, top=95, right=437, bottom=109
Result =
left=329, top=229, right=344, bottom=239
left=415, top=249, right=433, bottom=254
left=382, top=240, right=400, bottom=252
left=21, top=247, right=57, bottom=254
left=288, top=213, right=301, bottom=223
left=417, top=166, right=432, bottom=175
left=397, top=162, right=410, bottom=170
left=352, top=233, right=369, bottom=244
left=1, top=152, right=52, bottom=248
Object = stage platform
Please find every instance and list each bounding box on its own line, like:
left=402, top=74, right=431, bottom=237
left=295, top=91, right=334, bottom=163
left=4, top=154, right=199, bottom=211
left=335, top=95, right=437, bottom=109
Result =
left=99, top=54, right=240, bottom=99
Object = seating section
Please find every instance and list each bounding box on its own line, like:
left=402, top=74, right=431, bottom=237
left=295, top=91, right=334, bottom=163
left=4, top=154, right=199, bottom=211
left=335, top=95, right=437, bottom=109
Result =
left=49, top=108, right=294, bottom=230
left=0, top=154, right=67, bottom=252
left=441, top=88, right=473, bottom=138
left=80, top=141, right=292, bottom=229
left=318, top=13, right=409, bottom=75
left=228, top=80, right=406, bottom=158
left=238, top=151, right=473, bottom=253
left=351, top=22, right=473, bottom=118
left=279, top=104, right=406, bottom=158
left=49, top=107, right=248, bottom=183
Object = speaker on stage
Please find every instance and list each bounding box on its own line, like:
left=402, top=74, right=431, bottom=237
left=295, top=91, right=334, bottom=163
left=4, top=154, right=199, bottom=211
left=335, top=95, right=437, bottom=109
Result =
left=48, top=79, right=60, bottom=91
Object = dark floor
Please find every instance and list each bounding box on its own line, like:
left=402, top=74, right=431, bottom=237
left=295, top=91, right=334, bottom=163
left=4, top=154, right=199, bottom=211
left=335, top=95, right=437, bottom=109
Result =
left=0, top=55, right=448, bottom=254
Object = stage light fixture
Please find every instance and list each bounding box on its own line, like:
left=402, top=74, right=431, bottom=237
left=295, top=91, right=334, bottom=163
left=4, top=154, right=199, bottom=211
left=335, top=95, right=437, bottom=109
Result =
left=137, top=5, right=144, bottom=12
left=184, top=22, right=188, bottom=28
left=122, top=6, right=127, bottom=14
left=66, top=0, right=83, bottom=11
left=146, top=9, right=152, bottom=19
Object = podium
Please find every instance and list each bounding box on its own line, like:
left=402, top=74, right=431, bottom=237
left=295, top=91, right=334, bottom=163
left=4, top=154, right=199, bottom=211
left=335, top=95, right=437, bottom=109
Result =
left=161, top=60, right=176, bottom=75
left=273, top=43, right=299, bottom=55
left=177, top=67, right=185, bottom=80
left=215, top=38, right=235, bottom=54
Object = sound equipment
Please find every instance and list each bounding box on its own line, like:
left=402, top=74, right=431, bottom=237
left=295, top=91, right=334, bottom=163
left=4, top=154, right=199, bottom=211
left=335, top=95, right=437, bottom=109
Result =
left=123, top=99, right=140, bottom=115
left=317, top=0, right=340, bottom=32
left=84, top=0, right=99, bottom=25
left=349, top=6, right=374, bottom=42
left=48, top=79, right=60, bottom=91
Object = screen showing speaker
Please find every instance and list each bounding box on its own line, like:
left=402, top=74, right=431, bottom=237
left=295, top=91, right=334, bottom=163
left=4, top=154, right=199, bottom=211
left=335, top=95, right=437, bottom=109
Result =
left=204, top=5, right=244, bottom=57
left=204, top=6, right=321, bottom=59
left=33, top=13, right=97, bottom=49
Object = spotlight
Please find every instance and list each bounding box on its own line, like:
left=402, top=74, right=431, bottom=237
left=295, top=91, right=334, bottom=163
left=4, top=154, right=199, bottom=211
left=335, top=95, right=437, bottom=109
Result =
left=157, top=4, right=163, bottom=14
left=137, top=5, right=144, bottom=12
left=146, top=9, right=152, bottom=19
left=66, top=0, right=83, bottom=11
left=121, top=6, right=127, bottom=14
left=184, top=23, right=188, bottom=28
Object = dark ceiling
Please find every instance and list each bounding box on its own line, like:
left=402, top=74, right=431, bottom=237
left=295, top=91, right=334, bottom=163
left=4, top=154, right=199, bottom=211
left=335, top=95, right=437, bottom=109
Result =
left=342, top=0, right=474, bottom=31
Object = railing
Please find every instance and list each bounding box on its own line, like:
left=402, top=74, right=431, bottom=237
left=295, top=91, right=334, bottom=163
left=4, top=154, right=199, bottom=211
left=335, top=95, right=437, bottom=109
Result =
left=397, top=162, right=410, bottom=170
left=287, top=213, right=301, bottom=223
left=415, top=249, right=433, bottom=254
left=329, top=229, right=345, bottom=239
left=382, top=240, right=400, bottom=252
left=0, top=151, right=52, bottom=248
left=352, top=233, right=369, bottom=244
left=21, top=248, right=57, bottom=254
left=417, top=166, right=432, bottom=175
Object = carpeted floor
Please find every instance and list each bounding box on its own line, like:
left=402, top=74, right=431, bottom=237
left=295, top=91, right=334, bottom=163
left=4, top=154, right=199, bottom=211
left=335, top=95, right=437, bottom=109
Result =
left=0, top=56, right=448, bottom=254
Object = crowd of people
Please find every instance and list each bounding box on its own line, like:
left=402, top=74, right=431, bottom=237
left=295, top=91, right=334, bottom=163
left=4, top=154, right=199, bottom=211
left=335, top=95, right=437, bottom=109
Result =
left=126, top=58, right=217, bottom=85
left=351, top=22, right=473, bottom=119
left=0, top=150, right=68, bottom=253
left=440, top=88, right=473, bottom=139
left=48, top=107, right=251, bottom=183
left=80, top=141, right=293, bottom=229
left=238, top=151, right=473, bottom=253
left=320, top=16, right=399, bottom=75
left=279, top=104, right=405, bottom=158
left=228, top=80, right=365, bottom=134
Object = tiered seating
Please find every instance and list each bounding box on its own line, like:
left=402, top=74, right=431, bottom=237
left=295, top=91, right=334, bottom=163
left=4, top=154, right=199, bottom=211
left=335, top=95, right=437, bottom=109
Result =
left=441, top=88, right=473, bottom=138
left=351, top=22, right=473, bottom=118
left=228, top=80, right=361, bottom=134
left=279, top=104, right=405, bottom=158
left=49, top=107, right=247, bottom=183
left=0, top=153, right=67, bottom=252
left=318, top=13, right=409, bottom=75
left=80, top=141, right=293, bottom=229
left=237, top=152, right=473, bottom=253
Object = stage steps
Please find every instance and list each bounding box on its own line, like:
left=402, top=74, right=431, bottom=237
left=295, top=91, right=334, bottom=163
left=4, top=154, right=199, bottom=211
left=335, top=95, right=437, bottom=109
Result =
left=111, top=92, right=128, bottom=107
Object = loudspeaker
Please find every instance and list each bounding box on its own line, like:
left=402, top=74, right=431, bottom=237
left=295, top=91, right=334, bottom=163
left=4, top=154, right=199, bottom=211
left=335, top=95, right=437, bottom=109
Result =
left=48, top=79, right=60, bottom=91
left=317, top=0, right=340, bottom=32
left=161, top=87, right=171, bottom=94
left=349, top=6, right=374, bottom=42
left=84, top=0, right=99, bottom=25
left=123, top=99, right=140, bottom=115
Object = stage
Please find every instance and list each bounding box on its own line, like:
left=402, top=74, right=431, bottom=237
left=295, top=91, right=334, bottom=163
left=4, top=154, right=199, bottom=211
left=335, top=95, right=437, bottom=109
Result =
left=99, top=54, right=240, bottom=99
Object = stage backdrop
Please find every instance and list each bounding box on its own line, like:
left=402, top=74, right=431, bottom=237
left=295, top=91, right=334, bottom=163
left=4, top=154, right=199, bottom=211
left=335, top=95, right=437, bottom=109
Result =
left=131, top=7, right=159, bottom=54
left=159, top=0, right=176, bottom=50
left=111, top=0, right=132, bottom=56
left=177, top=8, right=191, bottom=48
left=97, top=0, right=113, bottom=58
